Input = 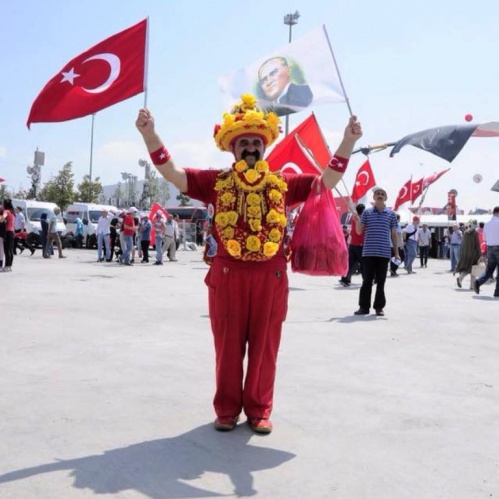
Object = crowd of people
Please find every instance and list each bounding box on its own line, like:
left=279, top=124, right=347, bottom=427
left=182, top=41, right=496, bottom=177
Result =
left=0, top=200, right=188, bottom=272
left=338, top=203, right=499, bottom=300
left=92, top=207, right=182, bottom=266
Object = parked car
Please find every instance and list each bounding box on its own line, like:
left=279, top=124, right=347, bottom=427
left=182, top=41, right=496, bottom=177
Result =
left=65, top=202, right=118, bottom=248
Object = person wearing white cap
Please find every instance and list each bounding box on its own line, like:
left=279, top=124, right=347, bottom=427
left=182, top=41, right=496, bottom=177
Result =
left=352, top=187, right=399, bottom=316
left=121, top=208, right=136, bottom=265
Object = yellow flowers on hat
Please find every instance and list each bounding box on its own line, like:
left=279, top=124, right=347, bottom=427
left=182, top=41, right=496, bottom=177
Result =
left=214, top=94, right=281, bottom=152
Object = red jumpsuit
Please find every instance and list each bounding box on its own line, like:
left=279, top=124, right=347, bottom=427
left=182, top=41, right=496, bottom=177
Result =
left=186, top=168, right=315, bottom=420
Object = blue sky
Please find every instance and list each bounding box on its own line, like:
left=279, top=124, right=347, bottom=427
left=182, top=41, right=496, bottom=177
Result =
left=1, top=0, right=499, bottom=212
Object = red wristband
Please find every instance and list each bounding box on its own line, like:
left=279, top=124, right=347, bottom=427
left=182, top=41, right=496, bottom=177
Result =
left=149, top=146, right=171, bottom=165
left=327, top=154, right=349, bottom=173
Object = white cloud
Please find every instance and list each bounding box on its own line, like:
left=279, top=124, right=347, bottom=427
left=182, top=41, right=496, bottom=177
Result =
left=0, top=146, right=6, bottom=157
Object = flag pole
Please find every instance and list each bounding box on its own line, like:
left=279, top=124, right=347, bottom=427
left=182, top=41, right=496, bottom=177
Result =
left=416, top=184, right=430, bottom=214
left=295, top=133, right=325, bottom=175
left=143, top=17, right=150, bottom=108
left=89, top=113, right=96, bottom=180
left=322, top=25, right=353, bottom=117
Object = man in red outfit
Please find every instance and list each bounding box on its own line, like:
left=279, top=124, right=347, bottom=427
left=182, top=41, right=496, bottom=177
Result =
left=136, top=94, right=362, bottom=434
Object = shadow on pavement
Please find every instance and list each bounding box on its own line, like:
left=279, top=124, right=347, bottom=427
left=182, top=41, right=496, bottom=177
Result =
left=0, top=424, right=295, bottom=498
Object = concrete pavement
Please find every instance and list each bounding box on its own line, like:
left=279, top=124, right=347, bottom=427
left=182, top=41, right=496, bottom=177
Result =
left=0, top=248, right=498, bottom=498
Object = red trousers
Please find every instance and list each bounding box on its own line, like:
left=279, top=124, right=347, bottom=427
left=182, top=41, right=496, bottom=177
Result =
left=205, top=257, right=289, bottom=419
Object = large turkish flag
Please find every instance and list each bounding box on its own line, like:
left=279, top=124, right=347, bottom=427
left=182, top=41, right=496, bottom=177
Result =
left=27, top=19, right=147, bottom=128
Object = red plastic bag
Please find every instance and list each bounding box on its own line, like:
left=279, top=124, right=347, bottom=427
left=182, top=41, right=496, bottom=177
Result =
left=290, top=178, right=348, bottom=276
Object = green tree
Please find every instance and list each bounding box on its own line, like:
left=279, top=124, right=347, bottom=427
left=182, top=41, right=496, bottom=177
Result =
left=176, top=192, right=192, bottom=207
left=148, top=171, right=171, bottom=207
left=38, top=161, right=75, bottom=211
left=76, top=175, right=103, bottom=203
left=157, top=177, right=170, bottom=206
left=0, top=184, right=11, bottom=201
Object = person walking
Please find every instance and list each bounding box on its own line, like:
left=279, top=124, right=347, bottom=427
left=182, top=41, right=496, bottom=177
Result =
left=139, top=213, right=152, bottom=263
left=135, top=93, right=362, bottom=433
left=456, top=223, right=481, bottom=289
left=353, top=187, right=399, bottom=317
left=473, top=206, right=499, bottom=297
left=339, top=203, right=365, bottom=286
left=449, top=223, right=463, bottom=273
left=96, top=209, right=111, bottom=262
left=13, top=206, right=35, bottom=255
left=403, top=215, right=420, bottom=274
left=43, top=207, right=66, bottom=259
left=389, top=213, right=405, bottom=276
left=417, top=223, right=431, bottom=268
left=163, top=215, right=178, bottom=262
left=121, top=207, right=136, bottom=266
left=153, top=212, right=166, bottom=266
left=0, top=199, right=16, bottom=272
left=75, top=216, right=84, bottom=248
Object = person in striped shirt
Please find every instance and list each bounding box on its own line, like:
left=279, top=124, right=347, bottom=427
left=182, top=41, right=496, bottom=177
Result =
left=352, top=187, right=399, bottom=316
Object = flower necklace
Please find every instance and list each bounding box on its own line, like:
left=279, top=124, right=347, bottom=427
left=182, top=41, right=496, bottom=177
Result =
left=213, top=159, right=288, bottom=261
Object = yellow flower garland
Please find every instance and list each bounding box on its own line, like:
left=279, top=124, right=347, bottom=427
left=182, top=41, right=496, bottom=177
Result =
left=214, top=160, right=288, bottom=261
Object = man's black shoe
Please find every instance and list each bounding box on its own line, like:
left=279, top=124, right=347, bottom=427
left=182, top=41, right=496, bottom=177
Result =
left=473, top=280, right=480, bottom=295
left=354, top=308, right=369, bottom=315
left=375, top=309, right=385, bottom=317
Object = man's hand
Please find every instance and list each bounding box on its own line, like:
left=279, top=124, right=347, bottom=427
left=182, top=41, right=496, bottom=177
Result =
left=344, top=115, right=363, bottom=143
left=135, top=108, right=155, bottom=138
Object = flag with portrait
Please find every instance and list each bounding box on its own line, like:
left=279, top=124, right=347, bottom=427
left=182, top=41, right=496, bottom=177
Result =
left=218, top=26, right=346, bottom=117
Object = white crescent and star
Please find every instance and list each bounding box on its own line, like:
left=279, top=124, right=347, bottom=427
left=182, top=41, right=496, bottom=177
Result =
left=355, top=171, right=369, bottom=187
left=399, top=186, right=408, bottom=199
left=60, top=53, right=121, bottom=94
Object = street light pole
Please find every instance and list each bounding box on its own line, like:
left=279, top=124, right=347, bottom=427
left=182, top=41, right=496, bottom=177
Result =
left=283, top=11, right=300, bottom=136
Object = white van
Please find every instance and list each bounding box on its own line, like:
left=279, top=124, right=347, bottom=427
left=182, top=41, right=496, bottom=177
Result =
left=65, top=202, right=118, bottom=248
left=12, top=199, right=67, bottom=248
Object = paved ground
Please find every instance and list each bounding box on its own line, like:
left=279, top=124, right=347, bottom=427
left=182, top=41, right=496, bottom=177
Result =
left=0, top=247, right=498, bottom=499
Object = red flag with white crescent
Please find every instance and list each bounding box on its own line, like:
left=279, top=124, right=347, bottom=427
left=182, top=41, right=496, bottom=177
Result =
left=422, top=168, right=450, bottom=189
left=411, top=178, right=424, bottom=203
left=27, top=19, right=148, bottom=128
left=266, top=114, right=331, bottom=170
left=148, top=202, right=169, bottom=241
left=267, top=134, right=322, bottom=175
left=350, top=160, right=376, bottom=202
left=393, top=178, right=412, bottom=211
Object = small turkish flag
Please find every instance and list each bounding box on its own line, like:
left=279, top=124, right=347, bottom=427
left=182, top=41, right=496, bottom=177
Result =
left=411, top=177, right=424, bottom=203
left=27, top=19, right=147, bottom=128
left=393, top=178, right=412, bottom=211
left=350, top=160, right=376, bottom=202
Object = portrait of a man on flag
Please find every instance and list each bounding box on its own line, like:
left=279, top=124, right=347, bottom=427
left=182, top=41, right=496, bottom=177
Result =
left=219, top=26, right=346, bottom=119
left=255, top=56, right=313, bottom=117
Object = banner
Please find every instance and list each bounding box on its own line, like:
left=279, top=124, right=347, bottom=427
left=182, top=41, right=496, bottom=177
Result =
left=219, top=26, right=346, bottom=117
left=27, top=19, right=148, bottom=128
